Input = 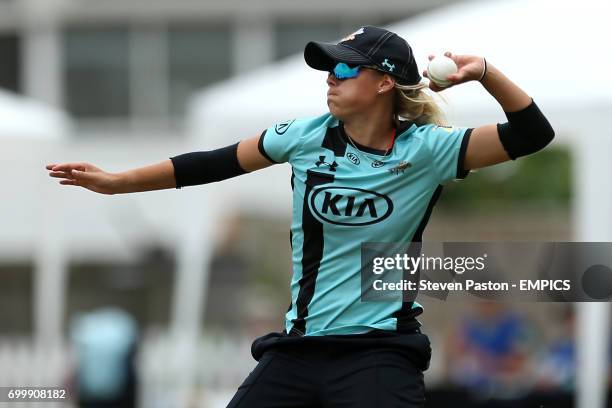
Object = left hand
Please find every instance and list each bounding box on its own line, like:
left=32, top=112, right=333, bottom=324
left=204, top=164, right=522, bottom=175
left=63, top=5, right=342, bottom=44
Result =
left=423, top=51, right=486, bottom=92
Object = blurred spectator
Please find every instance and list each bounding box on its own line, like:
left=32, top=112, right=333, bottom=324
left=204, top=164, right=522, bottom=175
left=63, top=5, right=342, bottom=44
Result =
left=512, top=305, right=576, bottom=408
left=70, top=308, right=138, bottom=408
left=445, top=302, right=537, bottom=401
left=535, top=306, right=575, bottom=392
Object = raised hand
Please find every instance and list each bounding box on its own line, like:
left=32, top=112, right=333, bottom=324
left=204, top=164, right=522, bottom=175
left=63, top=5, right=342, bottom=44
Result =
left=46, top=162, right=119, bottom=195
left=423, top=51, right=486, bottom=92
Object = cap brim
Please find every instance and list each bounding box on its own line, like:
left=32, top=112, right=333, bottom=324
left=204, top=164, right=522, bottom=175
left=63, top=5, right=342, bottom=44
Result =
left=304, top=42, right=371, bottom=71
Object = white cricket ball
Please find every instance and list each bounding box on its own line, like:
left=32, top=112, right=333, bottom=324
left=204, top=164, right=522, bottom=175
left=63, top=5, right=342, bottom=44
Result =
left=427, top=55, right=458, bottom=88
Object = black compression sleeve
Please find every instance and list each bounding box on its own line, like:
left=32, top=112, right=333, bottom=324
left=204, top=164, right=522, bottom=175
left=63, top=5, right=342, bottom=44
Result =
left=496, top=99, right=555, bottom=160
left=170, top=142, right=248, bottom=189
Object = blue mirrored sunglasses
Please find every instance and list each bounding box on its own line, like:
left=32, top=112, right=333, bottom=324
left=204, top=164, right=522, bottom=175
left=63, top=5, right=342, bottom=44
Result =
left=329, top=62, right=383, bottom=80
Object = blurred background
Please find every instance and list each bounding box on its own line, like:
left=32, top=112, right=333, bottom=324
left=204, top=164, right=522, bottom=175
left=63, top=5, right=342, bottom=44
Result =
left=1, top=0, right=611, bottom=406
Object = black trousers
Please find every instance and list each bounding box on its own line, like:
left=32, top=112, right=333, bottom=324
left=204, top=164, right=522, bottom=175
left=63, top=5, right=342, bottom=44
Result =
left=227, top=330, right=430, bottom=408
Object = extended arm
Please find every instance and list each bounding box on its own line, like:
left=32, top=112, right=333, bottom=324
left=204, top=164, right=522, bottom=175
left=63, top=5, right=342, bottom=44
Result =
left=47, top=133, right=274, bottom=194
left=46, top=160, right=176, bottom=194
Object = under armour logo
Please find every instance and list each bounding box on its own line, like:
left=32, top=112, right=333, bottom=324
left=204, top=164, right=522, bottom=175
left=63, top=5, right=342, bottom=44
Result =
left=315, top=156, right=338, bottom=172
left=382, top=59, right=395, bottom=72
left=388, top=161, right=411, bottom=175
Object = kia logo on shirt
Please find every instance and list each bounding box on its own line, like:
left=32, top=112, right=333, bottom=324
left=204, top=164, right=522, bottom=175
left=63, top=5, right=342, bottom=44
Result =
left=309, top=187, right=393, bottom=226
left=346, top=153, right=360, bottom=165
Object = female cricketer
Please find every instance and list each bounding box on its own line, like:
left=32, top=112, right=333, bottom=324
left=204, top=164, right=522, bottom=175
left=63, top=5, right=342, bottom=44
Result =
left=47, top=26, right=554, bottom=407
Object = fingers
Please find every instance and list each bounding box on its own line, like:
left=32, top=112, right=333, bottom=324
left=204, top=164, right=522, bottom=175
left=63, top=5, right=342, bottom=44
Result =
left=47, top=162, right=76, bottom=183
left=443, top=51, right=457, bottom=64
left=46, top=163, right=87, bottom=172
left=46, top=162, right=92, bottom=186
left=46, top=162, right=95, bottom=185
left=49, top=170, right=74, bottom=179
left=46, top=162, right=111, bottom=193
left=53, top=170, right=92, bottom=187
left=47, top=163, right=80, bottom=180
left=428, top=52, right=453, bottom=60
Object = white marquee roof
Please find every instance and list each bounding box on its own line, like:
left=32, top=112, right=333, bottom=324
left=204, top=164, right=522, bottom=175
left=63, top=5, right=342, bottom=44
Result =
left=0, top=89, right=71, bottom=139
left=189, top=0, right=610, bottom=147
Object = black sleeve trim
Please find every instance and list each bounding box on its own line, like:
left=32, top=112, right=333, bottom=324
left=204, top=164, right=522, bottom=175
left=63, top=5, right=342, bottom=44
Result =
left=456, top=128, right=473, bottom=179
left=257, top=130, right=280, bottom=164
left=170, top=142, right=247, bottom=189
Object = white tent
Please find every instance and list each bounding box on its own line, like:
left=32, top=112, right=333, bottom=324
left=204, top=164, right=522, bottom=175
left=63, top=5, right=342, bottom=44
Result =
left=190, top=0, right=611, bottom=144
left=0, top=90, right=215, bottom=407
left=189, top=1, right=611, bottom=406
left=0, top=89, right=70, bottom=139
left=0, top=90, right=201, bottom=353
left=0, top=89, right=71, bottom=354
left=0, top=88, right=70, bottom=252
left=0, top=92, right=161, bottom=264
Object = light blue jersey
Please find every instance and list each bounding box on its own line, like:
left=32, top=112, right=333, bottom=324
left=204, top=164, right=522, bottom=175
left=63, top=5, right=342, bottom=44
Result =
left=258, top=113, right=472, bottom=336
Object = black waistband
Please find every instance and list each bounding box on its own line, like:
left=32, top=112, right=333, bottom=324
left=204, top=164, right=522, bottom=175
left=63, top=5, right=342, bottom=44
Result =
left=250, top=325, right=431, bottom=371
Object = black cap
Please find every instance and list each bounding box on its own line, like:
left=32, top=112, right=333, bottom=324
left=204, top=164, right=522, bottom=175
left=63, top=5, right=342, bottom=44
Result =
left=304, top=25, right=422, bottom=85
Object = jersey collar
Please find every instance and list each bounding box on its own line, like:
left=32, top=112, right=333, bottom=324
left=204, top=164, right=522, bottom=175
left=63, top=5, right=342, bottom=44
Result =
left=337, top=120, right=415, bottom=156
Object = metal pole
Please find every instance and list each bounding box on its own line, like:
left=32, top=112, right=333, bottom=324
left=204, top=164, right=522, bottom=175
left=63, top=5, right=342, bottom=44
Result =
left=573, top=127, right=612, bottom=408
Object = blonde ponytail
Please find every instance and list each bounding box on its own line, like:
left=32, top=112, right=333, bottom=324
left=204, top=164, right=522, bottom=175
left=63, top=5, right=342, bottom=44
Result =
left=393, top=82, right=448, bottom=127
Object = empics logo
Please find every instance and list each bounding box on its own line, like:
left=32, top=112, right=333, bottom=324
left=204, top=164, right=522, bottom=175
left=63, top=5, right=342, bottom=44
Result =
left=309, top=186, right=393, bottom=226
